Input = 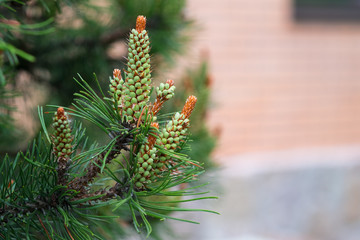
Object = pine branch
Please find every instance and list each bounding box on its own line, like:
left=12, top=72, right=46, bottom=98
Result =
left=0, top=15, right=217, bottom=239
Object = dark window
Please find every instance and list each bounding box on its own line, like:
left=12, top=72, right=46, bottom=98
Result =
left=294, top=0, right=360, bottom=22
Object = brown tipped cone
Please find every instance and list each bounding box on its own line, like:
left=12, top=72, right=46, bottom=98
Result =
left=57, top=107, right=65, bottom=119
left=181, top=95, right=197, bottom=119
left=136, top=15, right=146, bottom=32
left=123, top=15, right=151, bottom=123
left=52, top=107, right=73, bottom=185
left=52, top=107, right=73, bottom=158
left=109, top=68, right=125, bottom=108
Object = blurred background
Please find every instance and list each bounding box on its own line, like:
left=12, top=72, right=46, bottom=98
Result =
left=2, top=0, right=360, bottom=239
left=178, top=0, right=360, bottom=240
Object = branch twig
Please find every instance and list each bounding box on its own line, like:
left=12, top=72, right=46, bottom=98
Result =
left=38, top=215, right=52, bottom=240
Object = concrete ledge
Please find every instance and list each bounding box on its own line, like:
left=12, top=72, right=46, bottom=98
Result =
left=168, top=145, right=360, bottom=240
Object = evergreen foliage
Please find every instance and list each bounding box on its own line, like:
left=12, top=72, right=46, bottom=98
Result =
left=0, top=0, right=191, bottom=152
left=0, top=0, right=54, bottom=148
left=0, top=15, right=217, bottom=239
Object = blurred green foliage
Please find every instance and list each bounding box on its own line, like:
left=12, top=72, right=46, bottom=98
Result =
left=18, top=0, right=191, bottom=105
left=161, top=61, right=216, bottom=168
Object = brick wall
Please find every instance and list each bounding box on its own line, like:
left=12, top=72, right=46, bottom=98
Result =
left=185, top=0, right=360, bottom=157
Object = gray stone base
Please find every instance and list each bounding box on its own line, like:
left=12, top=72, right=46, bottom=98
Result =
left=166, top=145, right=360, bottom=240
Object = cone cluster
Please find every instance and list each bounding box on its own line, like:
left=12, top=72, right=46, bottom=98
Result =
left=108, top=16, right=198, bottom=191
left=52, top=107, right=73, bottom=159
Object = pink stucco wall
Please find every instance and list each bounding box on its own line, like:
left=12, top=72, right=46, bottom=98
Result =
left=185, top=0, right=360, bottom=157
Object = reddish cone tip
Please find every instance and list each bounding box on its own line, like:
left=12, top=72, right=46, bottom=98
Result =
left=181, top=95, right=197, bottom=118
left=166, top=79, right=174, bottom=87
left=136, top=15, right=146, bottom=32
left=151, top=122, right=159, bottom=129
left=113, top=69, right=121, bottom=79
left=7, top=179, right=14, bottom=189
left=57, top=107, right=65, bottom=118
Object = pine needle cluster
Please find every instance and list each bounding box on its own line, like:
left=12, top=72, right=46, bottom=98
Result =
left=0, top=16, right=217, bottom=239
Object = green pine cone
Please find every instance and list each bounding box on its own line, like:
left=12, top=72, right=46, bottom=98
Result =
left=123, top=16, right=152, bottom=123
left=159, top=112, right=188, bottom=151
left=156, top=81, right=175, bottom=100
left=52, top=107, right=73, bottom=159
left=109, top=69, right=124, bottom=106
left=134, top=146, right=157, bottom=190
left=154, top=96, right=197, bottom=173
